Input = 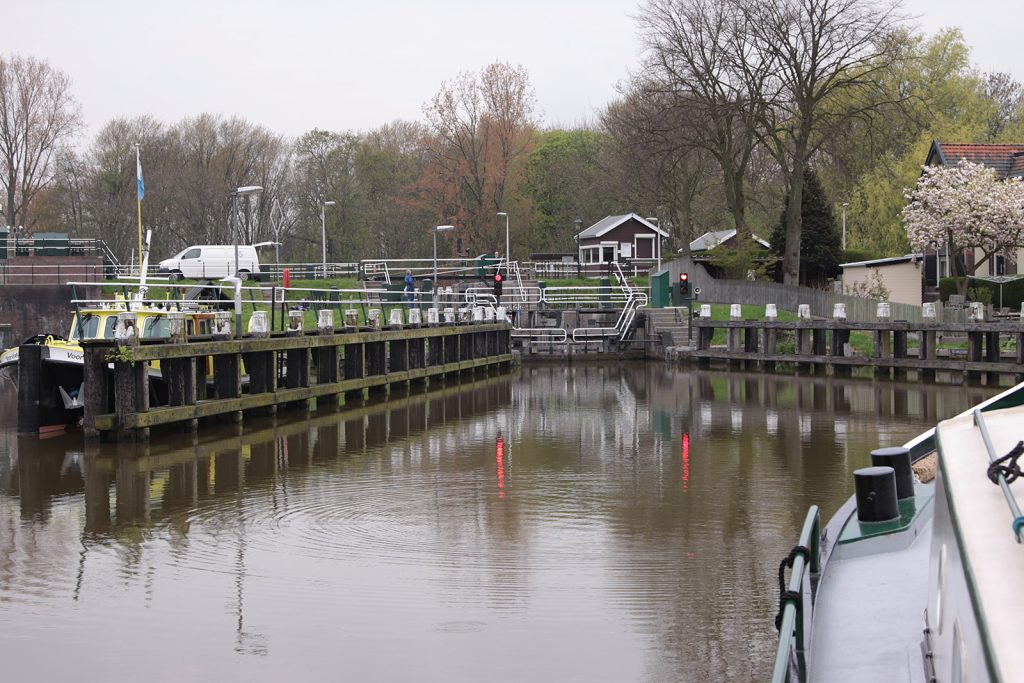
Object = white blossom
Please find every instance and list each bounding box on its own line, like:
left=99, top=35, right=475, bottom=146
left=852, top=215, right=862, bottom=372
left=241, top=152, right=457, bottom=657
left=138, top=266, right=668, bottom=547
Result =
left=902, top=160, right=1024, bottom=272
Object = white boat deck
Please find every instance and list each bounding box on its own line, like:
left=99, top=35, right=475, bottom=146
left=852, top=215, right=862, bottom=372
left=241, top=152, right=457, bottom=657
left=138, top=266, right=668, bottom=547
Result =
left=808, top=518, right=931, bottom=683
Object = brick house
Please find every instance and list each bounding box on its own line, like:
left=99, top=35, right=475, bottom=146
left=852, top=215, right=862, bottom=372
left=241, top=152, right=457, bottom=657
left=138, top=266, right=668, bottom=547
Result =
left=576, top=214, right=667, bottom=273
left=923, top=141, right=1024, bottom=281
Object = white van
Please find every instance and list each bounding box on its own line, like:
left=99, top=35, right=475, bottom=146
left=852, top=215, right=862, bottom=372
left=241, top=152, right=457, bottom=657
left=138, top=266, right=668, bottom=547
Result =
left=158, top=245, right=262, bottom=281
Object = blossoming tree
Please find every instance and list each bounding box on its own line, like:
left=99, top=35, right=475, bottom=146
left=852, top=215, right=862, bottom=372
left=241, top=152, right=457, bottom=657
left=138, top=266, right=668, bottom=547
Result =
left=902, top=159, right=1024, bottom=297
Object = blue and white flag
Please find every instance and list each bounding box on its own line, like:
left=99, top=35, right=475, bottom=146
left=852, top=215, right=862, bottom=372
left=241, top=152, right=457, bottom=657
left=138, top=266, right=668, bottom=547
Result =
left=137, top=154, right=145, bottom=201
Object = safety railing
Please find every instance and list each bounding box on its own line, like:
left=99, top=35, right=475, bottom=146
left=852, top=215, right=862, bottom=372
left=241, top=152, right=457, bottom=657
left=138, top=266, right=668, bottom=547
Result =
left=973, top=409, right=1024, bottom=542
left=771, top=506, right=821, bottom=683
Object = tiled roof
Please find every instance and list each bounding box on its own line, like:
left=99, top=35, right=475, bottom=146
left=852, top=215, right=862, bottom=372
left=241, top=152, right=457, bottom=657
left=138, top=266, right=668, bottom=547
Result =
left=927, top=141, right=1024, bottom=179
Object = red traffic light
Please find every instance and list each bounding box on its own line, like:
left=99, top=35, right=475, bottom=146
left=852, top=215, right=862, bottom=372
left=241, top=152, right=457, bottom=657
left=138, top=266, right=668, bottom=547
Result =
left=679, top=273, right=688, bottom=282
left=679, top=272, right=690, bottom=296
left=494, top=274, right=502, bottom=282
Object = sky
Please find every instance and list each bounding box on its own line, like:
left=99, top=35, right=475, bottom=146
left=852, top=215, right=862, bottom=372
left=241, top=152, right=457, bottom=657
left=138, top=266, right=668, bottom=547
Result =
left=6, top=0, right=1023, bottom=143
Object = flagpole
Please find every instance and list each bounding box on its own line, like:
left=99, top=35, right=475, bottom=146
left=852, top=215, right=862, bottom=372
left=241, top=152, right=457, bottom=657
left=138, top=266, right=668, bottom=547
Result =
left=135, top=144, right=143, bottom=274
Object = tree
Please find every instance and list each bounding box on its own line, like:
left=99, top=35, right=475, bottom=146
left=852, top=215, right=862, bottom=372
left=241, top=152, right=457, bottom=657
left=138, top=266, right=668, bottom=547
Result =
left=769, top=168, right=842, bottom=286
left=0, top=54, right=82, bottom=229
left=902, top=160, right=1024, bottom=297
left=603, top=91, right=717, bottom=256
left=745, top=0, right=907, bottom=286
left=524, top=128, right=619, bottom=253
left=635, top=0, right=763, bottom=240
left=424, top=62, right=537, bottom=254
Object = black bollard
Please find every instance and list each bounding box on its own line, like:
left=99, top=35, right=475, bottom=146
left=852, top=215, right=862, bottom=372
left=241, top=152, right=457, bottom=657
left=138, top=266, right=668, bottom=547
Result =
left=870, top=447, right=914, bottom=499
left=854, top=466, right=899, bottom=523
left=17, top=344, right=42, bottom=433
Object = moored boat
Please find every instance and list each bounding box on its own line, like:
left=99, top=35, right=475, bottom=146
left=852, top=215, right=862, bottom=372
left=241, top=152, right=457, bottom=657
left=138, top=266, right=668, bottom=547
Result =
left=0, top=299, right=217, bottom=430
left=772, top=380, right=1024, bottom=682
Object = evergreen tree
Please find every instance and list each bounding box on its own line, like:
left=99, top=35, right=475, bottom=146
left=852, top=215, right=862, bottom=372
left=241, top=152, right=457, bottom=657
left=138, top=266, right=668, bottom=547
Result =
left=769, top=169, right=843, bottom=286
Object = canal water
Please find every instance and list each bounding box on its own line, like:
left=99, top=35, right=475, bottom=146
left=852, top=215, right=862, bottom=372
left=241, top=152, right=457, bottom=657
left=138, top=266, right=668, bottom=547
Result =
left=0, top=365, right=996, bottom=681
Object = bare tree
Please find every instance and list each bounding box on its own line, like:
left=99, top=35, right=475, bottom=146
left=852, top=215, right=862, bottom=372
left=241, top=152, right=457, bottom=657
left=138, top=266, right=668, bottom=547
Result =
left=424, top=62, right=537, bottom=253
left=0, top=54, right=82, bottom=229
left=636, top=0, right=765, bottom=240
left=984, top=72, right=1024, bottom=141
left=743, top=0, right=906, bottom=285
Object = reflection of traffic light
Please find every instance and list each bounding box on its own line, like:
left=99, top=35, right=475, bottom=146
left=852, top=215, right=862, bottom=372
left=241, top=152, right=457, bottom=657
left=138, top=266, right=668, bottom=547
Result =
left=493, top=273, right=503, bottom=300
left=679, top=272, right=690, bottom=297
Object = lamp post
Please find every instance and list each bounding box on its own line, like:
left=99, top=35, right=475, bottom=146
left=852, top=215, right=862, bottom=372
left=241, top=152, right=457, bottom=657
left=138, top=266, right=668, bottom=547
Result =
left=433, top=225, right=454, bottom=305
left=575, top=217, right=583, bottom=275
left=497, top=211, right=509, bottom=276
left=321, top=199, right=336, bottom=279
left=230, top=185, right=263, bottom=332
left=841, top=202, right=849, bottom=252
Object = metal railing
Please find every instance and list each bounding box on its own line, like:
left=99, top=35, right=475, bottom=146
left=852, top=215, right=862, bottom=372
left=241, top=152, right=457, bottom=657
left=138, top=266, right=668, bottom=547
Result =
left=771, top=506, right=821, bottom=683
left=973, top=409, right=1024, bottom=542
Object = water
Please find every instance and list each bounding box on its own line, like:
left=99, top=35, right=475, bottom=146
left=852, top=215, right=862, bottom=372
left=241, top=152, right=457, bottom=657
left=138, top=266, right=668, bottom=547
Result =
left=0, top=365, right=997, bottom=681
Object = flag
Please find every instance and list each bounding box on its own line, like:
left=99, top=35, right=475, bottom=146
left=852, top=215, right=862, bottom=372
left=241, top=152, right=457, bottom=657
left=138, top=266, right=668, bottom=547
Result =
left=136, top=154, right=145, bottom=201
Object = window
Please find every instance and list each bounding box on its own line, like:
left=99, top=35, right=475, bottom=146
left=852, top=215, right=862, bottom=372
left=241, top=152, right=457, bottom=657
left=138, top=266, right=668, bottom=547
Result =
left=181, top=248, right=201, bottom=259
left=142, top=316, right=171, bottom=339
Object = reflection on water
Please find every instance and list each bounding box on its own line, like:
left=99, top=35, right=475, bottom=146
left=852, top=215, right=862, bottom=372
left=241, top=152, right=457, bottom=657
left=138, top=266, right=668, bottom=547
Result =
left=0, top=366, right=996, bottom=681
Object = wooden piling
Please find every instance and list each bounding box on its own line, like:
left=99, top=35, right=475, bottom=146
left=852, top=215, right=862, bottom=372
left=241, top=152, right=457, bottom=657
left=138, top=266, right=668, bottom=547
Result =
left=16, top=343, right=42, bottom=434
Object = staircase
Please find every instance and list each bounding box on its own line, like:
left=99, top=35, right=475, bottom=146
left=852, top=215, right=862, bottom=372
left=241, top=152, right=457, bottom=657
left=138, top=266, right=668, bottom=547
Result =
left=645, top=307, right=694, bottom=348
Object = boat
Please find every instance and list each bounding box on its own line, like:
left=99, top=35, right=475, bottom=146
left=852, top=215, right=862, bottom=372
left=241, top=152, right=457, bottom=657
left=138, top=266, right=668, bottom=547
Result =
left=0, top=298, right=217, bottom=429
left=771, top=380, right=1024, bottom=682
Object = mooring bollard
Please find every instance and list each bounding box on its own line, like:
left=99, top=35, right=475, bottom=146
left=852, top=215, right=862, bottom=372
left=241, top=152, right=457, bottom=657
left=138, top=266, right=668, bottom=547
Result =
left=699, top=304, right=712, bottom=318
left=318, top=309, right=334, bottom=332
left=367, top=309, right=382, bottom=330
left=388, top=308, right=403, bottom=329
left=287, top=309, right=303, bottom=334
left=765, top=304, right=778, bottom=320
left=459, top=308, right=472, bottom=324
left=345, top=309, right=359, bottom=329
left=214, top=310, right=233, bottom=339
left=168, top=310, right=187, bottom=342
left=876, top=302, right=891, bottom=321
left=968, top=301, right=985, bottom=322
left=798, top=304, right=811, bottom=320
left=248, top=310, right=268, bottom=337
left=730, top=304, right=742, bottom=319
left=443, top=307, right=455, bottom=325
left=427, top=308, right=439, bottom=327
left=496, top=306, right=508, bottom=323
left=728, top=304, right=742, bottom=353
left=484, top=306, right=495, bottom=323
left=833, top=303, right=847, bottom=320
left=409, top=308, right=422, bottom=328
left=472, top=306, right=484, bottom=324
left=922, top=302, right=937, bottom=320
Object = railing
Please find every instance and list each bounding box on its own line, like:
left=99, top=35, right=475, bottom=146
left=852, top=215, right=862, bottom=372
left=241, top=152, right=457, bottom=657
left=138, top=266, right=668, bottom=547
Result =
left=771, top=506, right=821, bottom=683
left=0, top=262, right=110, bottom=284
left=973, top=409, right=1024, bottom=542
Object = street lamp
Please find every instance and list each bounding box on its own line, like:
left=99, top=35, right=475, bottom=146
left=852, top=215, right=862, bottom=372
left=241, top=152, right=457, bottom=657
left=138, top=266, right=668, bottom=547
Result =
left=575, top=217, right=583, bottom=274
left=433, top=225, right=454, bottom=305
left=841, top=202, right=849, bottom=252
left=497, top=211, right=509, bottom=276
left=231, top=185, right=263, bottom=332
left=321, top=199, right=336, bottom=279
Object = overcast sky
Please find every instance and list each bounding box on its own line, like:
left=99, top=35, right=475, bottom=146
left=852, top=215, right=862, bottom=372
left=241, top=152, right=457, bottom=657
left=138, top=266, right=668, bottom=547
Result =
left=7, top=0, right=1023, bottom=142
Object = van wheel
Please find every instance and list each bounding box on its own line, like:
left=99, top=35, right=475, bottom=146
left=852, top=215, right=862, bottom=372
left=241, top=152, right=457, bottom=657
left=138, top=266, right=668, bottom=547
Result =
left=238, top=270, right=250, bottom=281
left=169, top=270, right=182, bottom=282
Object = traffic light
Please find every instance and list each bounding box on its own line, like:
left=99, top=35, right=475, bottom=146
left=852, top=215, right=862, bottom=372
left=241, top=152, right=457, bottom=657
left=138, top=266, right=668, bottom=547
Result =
left=679, top=272, right=690, bottom=297
left=493, top=273, right=503, bottom=301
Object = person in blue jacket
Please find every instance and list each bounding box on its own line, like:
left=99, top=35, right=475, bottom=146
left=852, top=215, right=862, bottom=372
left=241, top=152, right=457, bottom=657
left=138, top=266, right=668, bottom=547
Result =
left=404, top=270, right=415, bottom=306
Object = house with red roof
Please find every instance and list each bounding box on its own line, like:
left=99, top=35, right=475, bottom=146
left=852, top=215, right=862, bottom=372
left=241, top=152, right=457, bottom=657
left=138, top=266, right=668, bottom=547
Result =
left=923, top=141, right=1024, bottom=281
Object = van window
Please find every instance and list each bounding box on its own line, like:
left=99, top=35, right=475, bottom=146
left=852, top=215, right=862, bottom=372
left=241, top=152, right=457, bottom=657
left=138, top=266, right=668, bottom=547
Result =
left=181, top=248, right=201, bottom=259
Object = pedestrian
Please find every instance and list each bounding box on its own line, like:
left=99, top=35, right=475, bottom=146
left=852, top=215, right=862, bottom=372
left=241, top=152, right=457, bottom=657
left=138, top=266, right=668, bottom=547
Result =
left=404, top=269, right=415, bottom=307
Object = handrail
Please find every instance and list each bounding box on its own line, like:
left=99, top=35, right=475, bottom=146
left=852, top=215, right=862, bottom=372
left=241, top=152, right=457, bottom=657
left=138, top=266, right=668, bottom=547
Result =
left=771, top=505, right=821, bottom=683
left=972, top=409, right=1024, bottom=542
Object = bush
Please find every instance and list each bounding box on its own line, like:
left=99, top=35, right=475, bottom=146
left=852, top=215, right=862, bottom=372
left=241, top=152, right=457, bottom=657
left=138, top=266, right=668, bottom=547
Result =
left=940, top=276, right=1024, bottom=309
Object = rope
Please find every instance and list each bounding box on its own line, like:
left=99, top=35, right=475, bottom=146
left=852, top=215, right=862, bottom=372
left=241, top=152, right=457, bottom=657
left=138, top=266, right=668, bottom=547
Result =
left=774, top=545, right=810, bottom=631
left=987, top=441, right=1024, bottom=485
